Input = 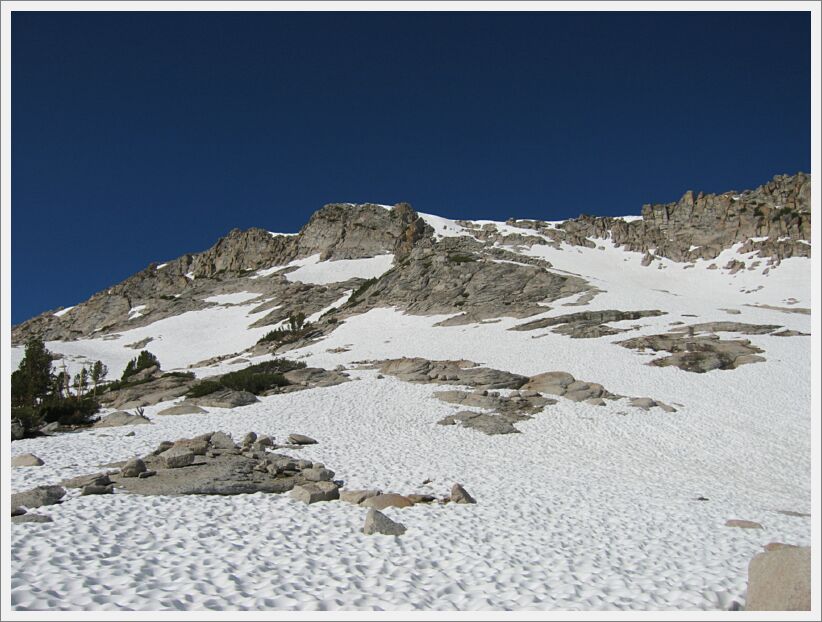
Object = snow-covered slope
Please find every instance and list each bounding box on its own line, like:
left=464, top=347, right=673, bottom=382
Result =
left=8, top=179, right=815, bottom=612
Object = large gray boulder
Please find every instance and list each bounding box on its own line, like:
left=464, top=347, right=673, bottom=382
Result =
left=11, top=485, right=66, bottom=509
left=159, top=446, right=196, bottom=469
left=156, top=403, right=207, bottom=416
left=746, top=546, right=810, bottom=611
left=93, top=411, right=152, bottom=428
left=190, top=389, right=258, bottom=408
left=11, top=453, right=44, bottom=467
left=363, top=509, right=406, bottom=536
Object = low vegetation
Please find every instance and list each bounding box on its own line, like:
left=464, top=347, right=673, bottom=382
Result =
left=186, top=358, right=307, bottom=397
left=257, top=312, right=315, bottom=346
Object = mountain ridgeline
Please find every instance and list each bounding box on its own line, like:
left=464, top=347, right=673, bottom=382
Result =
left=12, top=173, right=811, bottom=345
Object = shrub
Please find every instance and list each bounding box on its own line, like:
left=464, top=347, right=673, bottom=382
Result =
left=122, top=350, right=160, bottom=381
left=348, top=278, right=377, bottom=306
left=448, top=253, right=477, bottom=263
left=186, top=380, right=223, bottom=398
left=39, top=397, right=100, bottom=427
left=187, top=359, right=306, bottom=396
left=256, top=313, right=314, bottom=346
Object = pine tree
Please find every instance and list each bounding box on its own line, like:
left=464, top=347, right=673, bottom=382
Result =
left=90, top=360, right=108, bottom=395
left=11, top=337, right=54, bottom=407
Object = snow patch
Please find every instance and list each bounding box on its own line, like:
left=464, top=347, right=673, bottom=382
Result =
left=285, top=254, right=395, bottom=285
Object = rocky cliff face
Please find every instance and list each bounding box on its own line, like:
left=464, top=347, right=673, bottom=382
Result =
left=12, top=173, right=811, bottom=345
left=507, top=173, right=810, bottom=263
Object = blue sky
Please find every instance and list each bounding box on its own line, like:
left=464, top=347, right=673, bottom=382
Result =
left=11, top=11, right=810, bottom=324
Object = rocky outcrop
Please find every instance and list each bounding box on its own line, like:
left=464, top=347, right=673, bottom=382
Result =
left=507, top=173, right=810, bottom=264
left=618, top=333, right=767, bottom=372
left=296, top=202, right=429, bottom=261
left=374, top=358, right=528, bottom=390
left=107, top=432, right=339, bottom=496
left=511, top=309, right=665, bottom=337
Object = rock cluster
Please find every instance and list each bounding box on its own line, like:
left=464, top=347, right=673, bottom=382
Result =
left=106, top=431, right=341, bottom=497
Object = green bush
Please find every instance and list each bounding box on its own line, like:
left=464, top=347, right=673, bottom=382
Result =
left=187, top=359, right=306, bottom=396
left=348, top=278, right=377, bottom=306
left=39, top=397, right=100, bottom=427
left=186, top=380, right=223, bottom=397
left=448, top=253, right=477, bottom=263
left=122, top=350, right=160, bottom=381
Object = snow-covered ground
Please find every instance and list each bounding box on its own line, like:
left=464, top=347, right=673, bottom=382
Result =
left=8, top=218, right=814, bottom=612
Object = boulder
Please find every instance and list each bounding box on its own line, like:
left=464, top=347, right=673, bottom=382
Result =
left=291, top=481, right=340, bottom=504
left=11, top=485, right=66, bottom=509
left=363, top=509, right=407, bottom=536
left=121, top=458, right=147, bottom=478
left=159, top=446, right=196, bottom=469
left=11, top=453, right=44, bottom=467
left=11, top=418, right=25, bottom=441
left=209, top=431, right=236, bottom=449
left=61, top=473, right=112, bottom=489
left=522, top=371, right=576, bottom=395
left=288, top=434, right=318, bottom=445
left=451, top=483, right=476, bottom=504
left=362, top=493, right=414, bottom=510
left=746, top=546, right=810, bottom=610
left=156, top=404, right=207, bottom=416
left=302, top=467, right=335, bottom=482
left=340, top=489, right=382, bottom=505
left=93, top=411, right=151, bottom=428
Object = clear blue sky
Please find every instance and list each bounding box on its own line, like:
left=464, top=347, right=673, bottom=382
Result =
left=11, top=11, right=810, bottom=324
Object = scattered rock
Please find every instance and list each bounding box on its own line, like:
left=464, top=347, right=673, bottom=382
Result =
left=725, top=519, right=763, bottom=529
left=450, top=483, right=476, bottom=504
left=407, top=494, right=436, bottom=504
left=363, top=509, right=407, bottom=536
left=11, top=485, right=66, bottom=509
left=11, top=453, right=44, bottom=467
left=746, top=546, right=810, bottom=610
left=288, top=434, right=318, bottom=445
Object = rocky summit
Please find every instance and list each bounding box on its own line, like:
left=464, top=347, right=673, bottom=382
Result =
left=9, top=172, right=812, bottom=613
left=11, top=173, right=810, bottom=345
